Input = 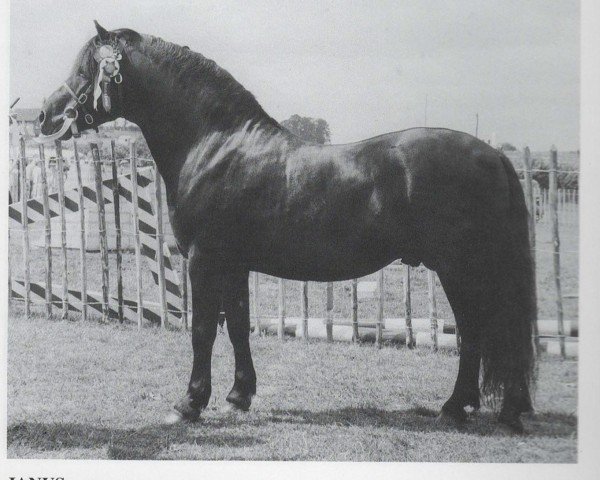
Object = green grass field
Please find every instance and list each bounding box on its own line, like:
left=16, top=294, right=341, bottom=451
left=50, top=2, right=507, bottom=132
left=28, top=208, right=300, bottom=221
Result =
left=7, top=308, right=577, bottom=461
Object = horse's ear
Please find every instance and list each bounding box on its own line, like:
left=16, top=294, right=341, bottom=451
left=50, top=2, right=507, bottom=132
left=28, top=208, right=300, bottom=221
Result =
left=94, top=20, right=110, bottom=41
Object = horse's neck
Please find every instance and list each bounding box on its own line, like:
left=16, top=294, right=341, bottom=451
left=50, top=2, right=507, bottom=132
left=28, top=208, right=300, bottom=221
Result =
left=124, top=52, right=280, bottom=204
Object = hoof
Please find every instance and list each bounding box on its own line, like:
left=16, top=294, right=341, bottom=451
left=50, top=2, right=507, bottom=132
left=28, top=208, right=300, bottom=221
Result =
left=226, top=391, right=253, bottom=412
left=497, top=407, right=526, bottom=435
left=173, top=397, right=202, bottom=422
left=435, top=410, right=465, bottom=427
left=438, top=401, right=468, bottom=426
left=496, top=417, right=525, bottom=435
left=494, top=422, right=524, bottom=436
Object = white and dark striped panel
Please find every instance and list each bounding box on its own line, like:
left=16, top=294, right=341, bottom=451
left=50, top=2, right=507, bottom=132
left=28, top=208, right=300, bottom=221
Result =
left=10, top=279, right=179, bottom=325
left=11, top=165, right=184, bottom=323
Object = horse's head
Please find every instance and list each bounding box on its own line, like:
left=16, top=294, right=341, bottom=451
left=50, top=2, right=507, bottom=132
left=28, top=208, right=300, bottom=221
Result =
left=37, top=21, right=141, bottom=143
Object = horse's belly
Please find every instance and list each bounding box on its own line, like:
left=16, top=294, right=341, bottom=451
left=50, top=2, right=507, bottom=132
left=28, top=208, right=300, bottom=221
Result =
left=247, top=225, right=411, bottom=282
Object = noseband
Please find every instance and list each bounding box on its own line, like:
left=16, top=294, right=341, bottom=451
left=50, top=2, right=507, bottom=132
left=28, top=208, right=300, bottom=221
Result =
left=35, top=39, right=125, bottom=143
left=61, top=81, right=96, bottom=128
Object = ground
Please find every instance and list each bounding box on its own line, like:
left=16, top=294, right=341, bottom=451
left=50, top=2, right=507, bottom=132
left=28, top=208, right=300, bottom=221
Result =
left=7, top=309, right=577, bottom=462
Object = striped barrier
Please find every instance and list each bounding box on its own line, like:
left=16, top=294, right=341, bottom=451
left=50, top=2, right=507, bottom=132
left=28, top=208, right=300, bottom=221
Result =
left=11, top=279, right=164, bottom=324
left=10, top=160, right=183, bottom=326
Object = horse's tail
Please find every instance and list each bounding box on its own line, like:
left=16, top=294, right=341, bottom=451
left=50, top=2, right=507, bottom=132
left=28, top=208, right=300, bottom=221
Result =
left=479, top=153, right=536, bottom=409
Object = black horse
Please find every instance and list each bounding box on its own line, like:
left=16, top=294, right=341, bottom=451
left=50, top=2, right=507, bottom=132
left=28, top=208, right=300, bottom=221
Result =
left=38, top=22, right=536, bottom=433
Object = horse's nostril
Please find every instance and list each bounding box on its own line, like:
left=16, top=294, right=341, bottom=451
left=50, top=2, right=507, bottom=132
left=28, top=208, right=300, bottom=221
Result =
left=38, top=110, right=46, bottom=124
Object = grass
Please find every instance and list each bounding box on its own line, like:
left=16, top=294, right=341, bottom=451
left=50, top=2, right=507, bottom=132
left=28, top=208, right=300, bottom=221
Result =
left=7, top=308, right=577, bottom=461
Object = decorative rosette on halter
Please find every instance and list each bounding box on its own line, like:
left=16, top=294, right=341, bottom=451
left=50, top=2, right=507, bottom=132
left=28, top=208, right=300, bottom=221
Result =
left=93, top=40, right=123, bottom=113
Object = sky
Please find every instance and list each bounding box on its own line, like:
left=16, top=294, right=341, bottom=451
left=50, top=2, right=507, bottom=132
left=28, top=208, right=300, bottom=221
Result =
left=9, top=0, right=580, bottom=150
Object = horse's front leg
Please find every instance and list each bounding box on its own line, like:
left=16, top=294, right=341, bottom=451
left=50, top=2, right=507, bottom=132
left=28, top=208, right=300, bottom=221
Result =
left=222, top=270, right=256, bottom=411
left=167, top=256, right=221, bottom=423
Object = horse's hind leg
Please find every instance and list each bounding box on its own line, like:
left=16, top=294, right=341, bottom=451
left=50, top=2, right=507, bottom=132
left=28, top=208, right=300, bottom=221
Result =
left=222, top=270, right=256, bottom=411
left=436, top=253, right=534, bottom=433
left=436, top=269, right=482, bottom=424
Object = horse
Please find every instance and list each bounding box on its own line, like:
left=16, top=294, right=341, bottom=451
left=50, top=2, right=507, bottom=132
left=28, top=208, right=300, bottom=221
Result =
left=37, top=21, right=536, bottom=433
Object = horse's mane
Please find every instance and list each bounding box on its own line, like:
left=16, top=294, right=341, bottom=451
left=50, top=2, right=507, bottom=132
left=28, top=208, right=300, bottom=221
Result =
left=138, top=34, right=280, bottom=129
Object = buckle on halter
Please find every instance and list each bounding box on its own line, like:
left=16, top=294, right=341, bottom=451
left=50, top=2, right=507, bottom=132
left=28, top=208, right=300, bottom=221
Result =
left=78, top=93, right=88, bottom=104
left=114, top=73, right=123, bottom=84
left=85, top=113, right=94, bottom=125
left=64, top=107, right=78, bottom=120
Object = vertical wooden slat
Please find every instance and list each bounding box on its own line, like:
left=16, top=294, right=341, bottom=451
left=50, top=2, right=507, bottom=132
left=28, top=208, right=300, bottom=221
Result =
left=129, top=142, right=144, bottom=329
left=153, top=169, right=169, bottom=328
left=38, top=144, right=52, bottom=317
left=428, top=270, right=438, bottom=351
left=253, top=271, right=260, bottom=336
left=19, top=137, right=31, bottom=317
left=110, top=140, right=124, bottom=323
left=376, top=269, right=384, bottom=348
left=91, top=143, right=110, bottom=322
left=301, top=281, right=309, bottom=340
left=351, top=278, right=359, bottom=342
left=278, top=278, right=286, bottom=340
left=181, top=257, right=189, bottom=329
left=549, top=146, right=565, bottom=358
left=54, top=141, right=69, bottom=319
left=326, top=281, right=334, bottom=342
left=403, top=265, right=415, bottom=348
left=523, top=147, right=540, bottom=355
left=72, top=140, right=87, bottom=321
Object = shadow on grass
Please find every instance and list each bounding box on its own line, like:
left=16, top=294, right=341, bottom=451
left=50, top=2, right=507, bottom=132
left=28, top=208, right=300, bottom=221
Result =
left=8, top=421, right=264, bottom=460
left=265, top=406, right=577, bottom=438
left=8, top=408, right=576, bottom=459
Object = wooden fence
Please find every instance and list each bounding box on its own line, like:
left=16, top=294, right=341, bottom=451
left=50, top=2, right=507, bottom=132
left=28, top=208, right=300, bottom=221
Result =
left=8, top=138, right=579, bottom=357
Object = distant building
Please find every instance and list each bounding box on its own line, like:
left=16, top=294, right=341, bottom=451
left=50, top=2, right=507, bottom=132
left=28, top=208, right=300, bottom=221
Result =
left=100, top=118, right=142, bottom=132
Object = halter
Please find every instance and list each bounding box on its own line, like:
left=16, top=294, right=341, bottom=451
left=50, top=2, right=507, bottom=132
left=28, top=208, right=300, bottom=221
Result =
left=35, top=39, right=125, bottom=144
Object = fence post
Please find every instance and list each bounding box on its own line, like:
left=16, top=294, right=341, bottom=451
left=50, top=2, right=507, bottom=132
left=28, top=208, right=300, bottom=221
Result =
left=278, top=278, right=286, bottom=340
left=427, top=270, right=438, bottom=352
left=301, top=281, right=309, bottom=340
left=523, top=147, right=540, bottom=355
left=153, top=169, right=169, bottom=328
left=403, top=265, right=415, bottom=348
left=252, top=272, right=260, bottom=336
left=72, top=140, right=88, bottom=321
left=18, top=137, right=31, bottom=317
left=376, top=269, right=384, bottom=348
left=129, top=141, right=144, bottom=329
left=91, top=143, right=110, bottom=322
left=38, top=144, right=53, bottom=317
left=326, top=282, right=334, bottom=342
left=55, top=141, right=69, bottom=319
left=549, top=146, right=565, bottom=358
left=181, top=257, right=189, bottom=329
left=110, top=140, right=124, bottom=323
left=351, top=278, right=359, bottom=342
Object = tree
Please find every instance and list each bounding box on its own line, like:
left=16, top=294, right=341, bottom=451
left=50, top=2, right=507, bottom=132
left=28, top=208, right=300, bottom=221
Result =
left=281, top=114, right=331, bottom=145
left=500, top=142, right=517, bottom=152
